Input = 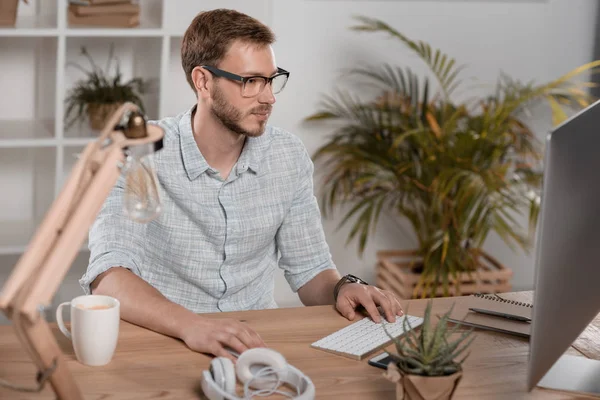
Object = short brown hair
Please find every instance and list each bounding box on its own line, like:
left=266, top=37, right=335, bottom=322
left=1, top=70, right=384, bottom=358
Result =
left=181, top=9, right=276, bottom=93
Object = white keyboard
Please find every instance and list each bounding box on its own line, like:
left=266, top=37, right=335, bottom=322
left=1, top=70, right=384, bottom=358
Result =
left=310, top=315, right=424, bottom=360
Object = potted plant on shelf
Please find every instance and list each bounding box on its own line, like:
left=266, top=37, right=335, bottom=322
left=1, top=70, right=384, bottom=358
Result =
left=305, top=16, right=600, bottom=298
left=65, top=45, right=149, bottom=132
left=383, top=300, right=474, bottom=400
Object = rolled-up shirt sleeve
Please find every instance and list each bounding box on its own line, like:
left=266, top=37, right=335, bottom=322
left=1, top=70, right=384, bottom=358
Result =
left=79, top=174, right=147, bottom=294
left=276, top=144, right=337, bottom=292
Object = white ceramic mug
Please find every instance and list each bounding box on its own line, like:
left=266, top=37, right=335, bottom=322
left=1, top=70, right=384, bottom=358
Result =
left=56, top=295, right=120, bottom=366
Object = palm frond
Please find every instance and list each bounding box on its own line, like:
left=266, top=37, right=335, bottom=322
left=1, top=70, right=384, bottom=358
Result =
left=350, top=16, right=464, bottom=100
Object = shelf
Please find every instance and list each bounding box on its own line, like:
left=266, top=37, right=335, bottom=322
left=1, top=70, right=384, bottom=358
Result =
left=63, top=137, right=96, bottom=147
left=64, top=120, right=101, bottom=141
left=0, top=0, right=58, bottom=37
left=65, top=20, right=163, bottom=38
left=0, top=37, right=57, bottom=125
left=0, top=147, right=56, bottom=253
left=62, top=145, right=84, bottom=189
left=0, top=219, right=41, bottom=255
left=0, top=219, right=90, bottom=255
left=0, top=0, right=208, bottom=259
left=0, top=120, right=55, bottom=147
left=0, top=15, right=58, bottom=37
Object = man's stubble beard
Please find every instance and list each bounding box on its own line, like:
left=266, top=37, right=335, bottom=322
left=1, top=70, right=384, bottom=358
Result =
left=210, top=85, right=269, bottom=138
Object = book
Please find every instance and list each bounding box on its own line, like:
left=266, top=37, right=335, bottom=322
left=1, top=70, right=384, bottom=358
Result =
left=68, top=3, right=139, bottom=17
left=69, top=0, right=136, bottom=5
left=68, top=9, right=140, bottom=28
left=447, top=293, right=533, bottom=338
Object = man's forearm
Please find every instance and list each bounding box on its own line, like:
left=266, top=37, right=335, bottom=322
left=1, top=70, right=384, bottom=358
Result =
left=297, top=269, right=341, bottom=306
left=91, top=267, right=196, bottom=340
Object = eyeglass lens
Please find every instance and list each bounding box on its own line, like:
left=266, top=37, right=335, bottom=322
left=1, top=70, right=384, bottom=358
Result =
left=242, top=74, right=288, bottom=97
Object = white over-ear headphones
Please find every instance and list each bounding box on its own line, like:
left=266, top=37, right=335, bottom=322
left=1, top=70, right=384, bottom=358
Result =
left=201, top=348, right=315, bottom=400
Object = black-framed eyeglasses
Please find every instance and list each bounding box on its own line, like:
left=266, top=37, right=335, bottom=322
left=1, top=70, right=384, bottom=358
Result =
left=201, top=66, right=290, bottom=98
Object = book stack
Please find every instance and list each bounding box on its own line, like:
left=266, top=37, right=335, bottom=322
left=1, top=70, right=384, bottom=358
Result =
left=68, top=0, right=140, bottom=28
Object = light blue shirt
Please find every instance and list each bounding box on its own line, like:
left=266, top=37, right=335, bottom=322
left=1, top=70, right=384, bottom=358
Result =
left=79, top=106, right=337, bottom=312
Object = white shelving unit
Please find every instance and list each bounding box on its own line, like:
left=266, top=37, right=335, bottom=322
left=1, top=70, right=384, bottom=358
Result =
left=0, top=0, right=270, bottom=253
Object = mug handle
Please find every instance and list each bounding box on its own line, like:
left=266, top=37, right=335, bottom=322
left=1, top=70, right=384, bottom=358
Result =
left=55, top=302, right=72, bottom=340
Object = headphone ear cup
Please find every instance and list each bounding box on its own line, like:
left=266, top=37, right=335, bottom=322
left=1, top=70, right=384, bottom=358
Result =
left=235, top=348, right=287, bottom=389
left=210, top=357, right=236, bottom=395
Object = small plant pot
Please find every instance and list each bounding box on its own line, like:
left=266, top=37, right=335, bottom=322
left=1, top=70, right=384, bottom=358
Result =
left=384, top=362, right=463, bottom=400
left=0, top=0, right=20, bottom=26
left=87, top=102, right=123, bottom=131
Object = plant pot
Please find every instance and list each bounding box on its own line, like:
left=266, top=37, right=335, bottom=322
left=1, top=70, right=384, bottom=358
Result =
left=376, top=249, right=512, bottom=299
left=0, top=0, right=19, bottom=26
left=87, top=102, right=123, bottom=131
left=384, top=362, right=463, bottom=400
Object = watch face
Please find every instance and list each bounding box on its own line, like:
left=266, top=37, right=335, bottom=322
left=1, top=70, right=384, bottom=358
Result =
left=347, top=274, right=365, bottom=284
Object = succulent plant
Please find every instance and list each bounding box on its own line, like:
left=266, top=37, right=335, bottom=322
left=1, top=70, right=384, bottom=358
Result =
left=385, top=300, right=475, bottom=376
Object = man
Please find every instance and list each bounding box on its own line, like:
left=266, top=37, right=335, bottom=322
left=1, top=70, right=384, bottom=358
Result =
left=81, top=8, right=403, bottom=362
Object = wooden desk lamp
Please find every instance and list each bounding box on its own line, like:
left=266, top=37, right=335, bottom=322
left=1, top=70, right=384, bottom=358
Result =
left=0, top=103, right=164, bottom=399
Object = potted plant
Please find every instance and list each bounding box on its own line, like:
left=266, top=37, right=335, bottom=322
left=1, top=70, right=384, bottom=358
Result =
left=0, top=0, right=27, bottom=26
left=65, top=45, right=149, bottom=131
left=305, top=16, right=600, bottom=298
left=383, top=300, right=474, bottom=400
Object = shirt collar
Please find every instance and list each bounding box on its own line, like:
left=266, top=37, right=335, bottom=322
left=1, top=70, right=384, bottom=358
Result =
left=178, top=105, right=273, bottom=180
left=235, top=129, right=273, bottom=175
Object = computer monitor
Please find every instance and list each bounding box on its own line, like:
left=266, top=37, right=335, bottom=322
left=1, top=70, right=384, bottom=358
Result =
left=528, top=99, right=600, bottom=392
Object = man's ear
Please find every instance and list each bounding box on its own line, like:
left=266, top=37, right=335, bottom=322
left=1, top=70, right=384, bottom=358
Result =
left=191, top=66, right=211, bottom=99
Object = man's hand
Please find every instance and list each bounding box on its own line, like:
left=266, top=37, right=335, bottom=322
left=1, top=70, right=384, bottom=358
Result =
left=180, top=316, right=266, bottom=361
left=336, top=283, right=404, bottom=323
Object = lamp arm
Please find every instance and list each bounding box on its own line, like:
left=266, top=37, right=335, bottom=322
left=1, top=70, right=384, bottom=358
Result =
left=0, top=103, right=164, bottom=399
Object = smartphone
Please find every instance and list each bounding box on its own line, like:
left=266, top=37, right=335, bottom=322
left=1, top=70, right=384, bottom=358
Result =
left=368, top=352, right=394, bottom=370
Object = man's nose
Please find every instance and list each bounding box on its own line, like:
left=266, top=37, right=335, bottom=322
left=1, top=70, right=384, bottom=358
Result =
left=258, top=83, right=276, bottom=104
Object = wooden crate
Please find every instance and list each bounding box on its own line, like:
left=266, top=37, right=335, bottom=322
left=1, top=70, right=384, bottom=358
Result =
left=376, top=249, right=512, bottom=299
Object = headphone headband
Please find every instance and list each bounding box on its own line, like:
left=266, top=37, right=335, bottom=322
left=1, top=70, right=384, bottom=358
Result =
left=201, top=349, right=315, bottom=400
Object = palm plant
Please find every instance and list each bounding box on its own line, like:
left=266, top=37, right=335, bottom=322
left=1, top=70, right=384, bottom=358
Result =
left=306, top=16, right=600, bottom=298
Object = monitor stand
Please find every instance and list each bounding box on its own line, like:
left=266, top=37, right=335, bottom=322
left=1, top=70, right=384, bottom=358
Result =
left=538, top=354, right=600, bottom=396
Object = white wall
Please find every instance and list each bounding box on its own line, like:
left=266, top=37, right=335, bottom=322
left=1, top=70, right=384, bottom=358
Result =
left=264, top=0, right=599, bottom=306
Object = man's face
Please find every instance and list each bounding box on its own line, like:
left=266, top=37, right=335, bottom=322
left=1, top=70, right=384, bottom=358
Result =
left=209, top=40, right=278, bottom=137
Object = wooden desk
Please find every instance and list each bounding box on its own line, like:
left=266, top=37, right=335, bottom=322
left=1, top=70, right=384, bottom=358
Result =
left=1, top=291, right=599, bottom=399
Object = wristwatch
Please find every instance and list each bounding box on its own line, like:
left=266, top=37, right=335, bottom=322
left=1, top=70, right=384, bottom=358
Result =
left=333, top=274, right=369, bottom=302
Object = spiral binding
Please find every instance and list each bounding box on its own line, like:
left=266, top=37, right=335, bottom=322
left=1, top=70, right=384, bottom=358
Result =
left=472, top=293, right=533, bottom=308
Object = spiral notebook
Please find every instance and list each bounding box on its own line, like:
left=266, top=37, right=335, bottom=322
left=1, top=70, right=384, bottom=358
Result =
left=447, top=293, right=533, bottom=338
